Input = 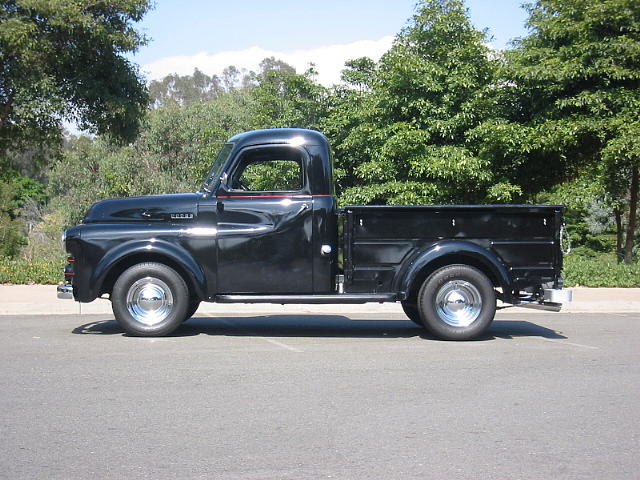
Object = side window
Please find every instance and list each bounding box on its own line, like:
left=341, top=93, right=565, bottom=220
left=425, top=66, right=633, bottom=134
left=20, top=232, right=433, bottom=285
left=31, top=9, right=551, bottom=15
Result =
left=231, top=147, right=304, bottom=192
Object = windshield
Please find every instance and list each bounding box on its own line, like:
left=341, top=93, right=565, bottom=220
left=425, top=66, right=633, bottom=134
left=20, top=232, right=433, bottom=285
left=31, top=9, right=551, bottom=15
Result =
left=200, top=143, right=233, bottom=193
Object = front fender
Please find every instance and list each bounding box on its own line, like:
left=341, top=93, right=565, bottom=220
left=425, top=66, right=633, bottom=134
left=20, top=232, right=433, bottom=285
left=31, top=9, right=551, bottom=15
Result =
left=91, top=239, right=206, bottom=301
left=396, top=240, right=513, bottom=302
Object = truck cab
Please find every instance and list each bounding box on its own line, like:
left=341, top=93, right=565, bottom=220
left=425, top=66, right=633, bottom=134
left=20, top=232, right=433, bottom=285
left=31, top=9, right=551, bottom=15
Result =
left=200, top=129, right=338, bottom=295
left=59, top=128, right=572, bottom=340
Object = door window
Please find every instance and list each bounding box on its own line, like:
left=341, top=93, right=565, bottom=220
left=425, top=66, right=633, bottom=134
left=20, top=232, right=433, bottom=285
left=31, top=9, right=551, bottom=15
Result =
left=230, top=147, right=304, bottom=192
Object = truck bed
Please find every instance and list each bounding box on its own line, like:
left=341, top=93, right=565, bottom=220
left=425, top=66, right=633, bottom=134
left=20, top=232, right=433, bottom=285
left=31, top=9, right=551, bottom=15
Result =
left=342, top=204, right=564, bottom=295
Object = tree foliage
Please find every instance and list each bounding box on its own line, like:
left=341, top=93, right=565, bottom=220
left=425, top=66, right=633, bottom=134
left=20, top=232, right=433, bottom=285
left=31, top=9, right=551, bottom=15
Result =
left=0, top=167, right=45, bottom=258
left=148, top=58, right=328, bottom=132
left=498, top=0, right=640, bottom=263
left=149, top=68, right=224, bottom=107
left=0, top=179, right=24, bottom=257
left=328, top=0, right=520, bottom=205
left=250, top=58, right=328, bottom=130
left=0, top=0, right=151, bottom=159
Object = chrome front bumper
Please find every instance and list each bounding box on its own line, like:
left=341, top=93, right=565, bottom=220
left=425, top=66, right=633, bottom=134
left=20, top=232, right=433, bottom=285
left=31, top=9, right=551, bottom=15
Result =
left=57, top=284, right=73, bottom=299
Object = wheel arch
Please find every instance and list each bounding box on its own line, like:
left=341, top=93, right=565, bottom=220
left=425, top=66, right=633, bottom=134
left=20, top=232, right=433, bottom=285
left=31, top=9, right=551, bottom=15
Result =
left=93, top=241, right=206, bottom=301
left=397, top=240, right=513, bottom=303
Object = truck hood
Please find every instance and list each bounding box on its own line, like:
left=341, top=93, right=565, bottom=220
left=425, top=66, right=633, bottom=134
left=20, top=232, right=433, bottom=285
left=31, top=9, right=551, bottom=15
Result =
left=83, top=193, right=199, bottom=224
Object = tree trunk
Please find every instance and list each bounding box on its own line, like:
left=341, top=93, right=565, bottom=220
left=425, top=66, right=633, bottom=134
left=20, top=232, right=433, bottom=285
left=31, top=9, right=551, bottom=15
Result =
left=614, top=205, right=624, bottom=263
left=623, top=166, right=639, bottom=265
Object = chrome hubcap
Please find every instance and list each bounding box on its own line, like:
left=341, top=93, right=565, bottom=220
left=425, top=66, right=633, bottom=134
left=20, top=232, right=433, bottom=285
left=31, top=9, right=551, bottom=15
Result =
left=435, top=280, right=482, bottom=327
left=126, top=277, right=173, bottom=326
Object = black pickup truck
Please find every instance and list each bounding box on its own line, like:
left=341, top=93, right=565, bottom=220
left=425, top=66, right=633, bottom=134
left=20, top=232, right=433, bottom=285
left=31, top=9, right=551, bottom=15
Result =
left=58, top=128, right=572, bottom=340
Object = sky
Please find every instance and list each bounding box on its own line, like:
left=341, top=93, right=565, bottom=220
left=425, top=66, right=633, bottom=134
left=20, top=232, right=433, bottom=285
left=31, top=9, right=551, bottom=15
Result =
left=132, top=0, right=530, bottom=86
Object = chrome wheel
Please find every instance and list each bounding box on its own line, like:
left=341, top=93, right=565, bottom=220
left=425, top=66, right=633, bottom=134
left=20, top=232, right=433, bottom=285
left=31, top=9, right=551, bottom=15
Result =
left=434, top=280, right=482, bottom=327
left=125, top=277, right=174, bottom=326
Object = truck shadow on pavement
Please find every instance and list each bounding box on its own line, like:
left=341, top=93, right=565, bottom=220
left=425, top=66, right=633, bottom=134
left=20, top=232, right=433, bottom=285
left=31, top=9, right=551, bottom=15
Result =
left=72, top=315, right=567, bottom=340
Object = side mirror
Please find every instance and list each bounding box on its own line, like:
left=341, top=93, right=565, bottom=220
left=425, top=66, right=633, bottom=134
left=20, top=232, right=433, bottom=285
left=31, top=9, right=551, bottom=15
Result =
left=220, top=172, right=229, bottom=189
left=217, top=172, right=233, bottom=195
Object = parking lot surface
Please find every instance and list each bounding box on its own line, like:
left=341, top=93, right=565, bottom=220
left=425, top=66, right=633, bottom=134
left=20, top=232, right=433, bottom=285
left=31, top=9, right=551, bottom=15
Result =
left=1, top=311, right=639, bottom=479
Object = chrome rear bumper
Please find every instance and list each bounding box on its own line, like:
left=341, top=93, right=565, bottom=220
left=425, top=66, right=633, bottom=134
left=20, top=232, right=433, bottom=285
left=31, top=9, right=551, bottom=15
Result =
left=515, top=288, right=573, bottom=312
left=57, top=284, right=73, bottom=299
left=543, top=287, right=573, bottom=303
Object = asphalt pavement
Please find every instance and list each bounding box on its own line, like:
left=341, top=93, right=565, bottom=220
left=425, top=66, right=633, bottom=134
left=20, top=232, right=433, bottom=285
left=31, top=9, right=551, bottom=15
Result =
left=1, top=311, right=638, bottom=479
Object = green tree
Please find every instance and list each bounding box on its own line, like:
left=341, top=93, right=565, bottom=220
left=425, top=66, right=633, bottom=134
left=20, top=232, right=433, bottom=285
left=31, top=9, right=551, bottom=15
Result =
left=250, top=58, right=327, bottom=129
left=149, top=68, right=224, bottom=108
left=329, top=0, right=514, bottom=206
left=0, top=179, right=24, bottom=257
left=321, top=58, right=378, bottom=196
left=499, top=0, right=640, bottom=263
left=0, top=0, right=151, bottom=160
left=0, top=167, right=45, bottom=257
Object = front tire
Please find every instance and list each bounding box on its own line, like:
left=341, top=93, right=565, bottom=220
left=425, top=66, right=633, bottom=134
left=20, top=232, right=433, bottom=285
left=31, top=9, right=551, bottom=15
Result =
left=418, top=264, right=496, bottom=341
left=111, top=262, right=188, bottom=337
left=401, top=301, right=424, bottom=327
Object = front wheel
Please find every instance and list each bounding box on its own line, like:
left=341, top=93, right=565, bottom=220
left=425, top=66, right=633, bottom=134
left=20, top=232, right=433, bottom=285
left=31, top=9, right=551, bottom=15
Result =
left=401, top=301, right=424, bottom=327
left=111, top=262, right=188, bottom=337
left=418, top=264, right=496, bottom=341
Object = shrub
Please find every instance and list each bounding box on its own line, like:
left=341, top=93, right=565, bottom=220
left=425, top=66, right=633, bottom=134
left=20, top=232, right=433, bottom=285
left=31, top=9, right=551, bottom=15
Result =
left=0, top=258, right=65, bottom=284
left=563, top=252, right=640, bottom=287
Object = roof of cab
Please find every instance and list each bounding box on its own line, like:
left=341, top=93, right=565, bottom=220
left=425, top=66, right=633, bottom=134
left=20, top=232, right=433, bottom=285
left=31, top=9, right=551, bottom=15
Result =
left=227, top=128, right=328, bottom=149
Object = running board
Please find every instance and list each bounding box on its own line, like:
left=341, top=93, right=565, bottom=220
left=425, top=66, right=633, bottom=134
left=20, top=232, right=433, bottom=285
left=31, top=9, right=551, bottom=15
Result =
left=215, top=294, right=397, bottom=304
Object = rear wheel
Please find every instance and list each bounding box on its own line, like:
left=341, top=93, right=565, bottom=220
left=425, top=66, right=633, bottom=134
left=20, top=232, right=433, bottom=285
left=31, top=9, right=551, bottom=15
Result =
left=183, top=297, right=201, bottom=322
left=111, top=262, right=188, bottom=337
left=418, top=264, right=495, bottom=341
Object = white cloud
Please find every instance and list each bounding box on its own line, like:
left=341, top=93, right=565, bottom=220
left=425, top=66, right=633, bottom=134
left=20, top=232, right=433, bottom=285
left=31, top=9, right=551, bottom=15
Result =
left=141, top=36, right=394, bottom=87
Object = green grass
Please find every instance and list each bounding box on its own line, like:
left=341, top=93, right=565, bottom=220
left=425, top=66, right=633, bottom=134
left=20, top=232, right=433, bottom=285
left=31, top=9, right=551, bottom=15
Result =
left=0, top=258, right=65, bottom=284
left=563, top=251, right=640, bottom=287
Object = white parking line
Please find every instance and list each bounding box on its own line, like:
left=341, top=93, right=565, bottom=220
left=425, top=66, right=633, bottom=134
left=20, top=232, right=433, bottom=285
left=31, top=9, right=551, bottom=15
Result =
left=534, top=337, right=599, bottom=350
left=218, top=318, right=304, bottom=352
left=261, top=338, right=304, bottom=353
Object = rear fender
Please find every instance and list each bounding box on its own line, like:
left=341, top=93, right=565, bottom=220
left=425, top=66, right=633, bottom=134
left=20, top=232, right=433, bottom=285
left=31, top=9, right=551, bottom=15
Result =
left=396, top=240, right=514, bottom=303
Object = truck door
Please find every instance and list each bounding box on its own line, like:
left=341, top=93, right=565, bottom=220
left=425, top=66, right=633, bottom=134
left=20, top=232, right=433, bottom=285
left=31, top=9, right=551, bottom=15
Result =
left=215, top=144, right=314, bottom=293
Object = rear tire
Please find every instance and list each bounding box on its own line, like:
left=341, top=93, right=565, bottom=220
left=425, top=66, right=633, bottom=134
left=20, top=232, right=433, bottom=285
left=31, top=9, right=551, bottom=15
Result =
left=111, top=262, right=188, bottom=337
left=418, top=264, right=495, bottom=341
left=183, top=298, right=201, bottom=322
